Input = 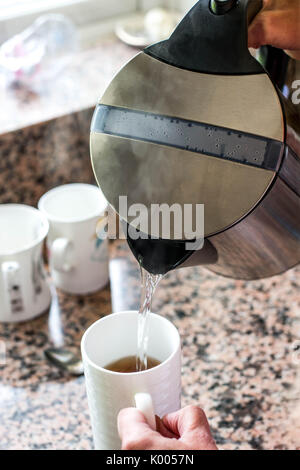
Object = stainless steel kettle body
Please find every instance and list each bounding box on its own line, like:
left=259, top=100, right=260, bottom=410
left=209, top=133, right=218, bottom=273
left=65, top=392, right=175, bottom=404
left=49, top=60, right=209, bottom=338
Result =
left=90, top=0, right=300, bottom=280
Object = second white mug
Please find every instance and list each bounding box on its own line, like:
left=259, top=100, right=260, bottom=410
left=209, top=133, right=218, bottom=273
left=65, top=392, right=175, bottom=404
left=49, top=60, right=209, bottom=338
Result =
left=38, top=183, right=109, bottom=295
left=0, top=204, right=50, bottom=323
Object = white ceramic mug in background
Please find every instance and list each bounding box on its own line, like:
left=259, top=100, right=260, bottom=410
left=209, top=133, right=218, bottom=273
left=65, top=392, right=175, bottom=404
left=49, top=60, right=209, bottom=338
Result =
left=38, top=184, right=109, bottom=295
left=81, top=311, right=181, bottom=450
left=0, top=204, right=50, bottom=323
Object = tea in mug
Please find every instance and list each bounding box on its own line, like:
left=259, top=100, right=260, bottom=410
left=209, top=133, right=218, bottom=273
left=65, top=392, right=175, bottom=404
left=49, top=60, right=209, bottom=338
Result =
left=104, top=355, right=161, bottom=373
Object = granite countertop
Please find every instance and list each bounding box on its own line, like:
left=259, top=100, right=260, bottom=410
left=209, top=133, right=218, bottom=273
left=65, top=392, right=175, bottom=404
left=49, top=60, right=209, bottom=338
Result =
left=0, top=240, right=299, bottom=450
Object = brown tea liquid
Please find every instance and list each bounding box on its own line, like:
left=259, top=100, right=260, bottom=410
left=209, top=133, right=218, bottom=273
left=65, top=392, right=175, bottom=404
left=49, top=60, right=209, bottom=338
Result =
left=104, top=355, right=161, bottom=373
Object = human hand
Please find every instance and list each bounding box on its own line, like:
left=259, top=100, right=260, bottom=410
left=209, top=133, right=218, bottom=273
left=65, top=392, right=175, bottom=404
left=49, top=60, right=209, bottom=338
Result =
left=118, top=405, right=218, bottom=450
left=248, top=0, right=300, bottom=59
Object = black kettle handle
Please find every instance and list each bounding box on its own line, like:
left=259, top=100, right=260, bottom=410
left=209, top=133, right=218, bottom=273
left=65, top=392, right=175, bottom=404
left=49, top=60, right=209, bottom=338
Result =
left=145, top=0, right=264, bottom=75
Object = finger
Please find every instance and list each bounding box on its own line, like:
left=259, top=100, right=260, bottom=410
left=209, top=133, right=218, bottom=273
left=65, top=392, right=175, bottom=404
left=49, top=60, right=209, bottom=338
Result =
left=249, top=9, right=300, bottom=51
left=163, top=405, right=218, bottom=450
left=155, top=415, right=178, bottom=439
left=118, top=408, right=173, bottom=450
left=248, top=14, right=266, bottom=49
left=248, top=0, right=267, bottom=48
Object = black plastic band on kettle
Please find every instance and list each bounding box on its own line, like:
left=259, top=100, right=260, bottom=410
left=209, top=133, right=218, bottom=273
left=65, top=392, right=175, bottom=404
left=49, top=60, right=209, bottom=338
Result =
left=91, top=105, right=284, bottom=172
left=144, top=0, right=263, bottom=75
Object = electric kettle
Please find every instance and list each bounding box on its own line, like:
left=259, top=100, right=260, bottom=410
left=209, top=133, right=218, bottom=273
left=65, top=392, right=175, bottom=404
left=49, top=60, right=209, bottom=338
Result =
left=90, top=0, right=300, bottom=280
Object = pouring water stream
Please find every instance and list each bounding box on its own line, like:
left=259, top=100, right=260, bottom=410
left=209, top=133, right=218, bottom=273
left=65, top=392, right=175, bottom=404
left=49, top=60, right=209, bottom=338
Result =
left=136, top=265, right=163, bottom=371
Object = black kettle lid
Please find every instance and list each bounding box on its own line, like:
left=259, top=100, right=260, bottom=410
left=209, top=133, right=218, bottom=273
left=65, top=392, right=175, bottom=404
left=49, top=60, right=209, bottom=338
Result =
left=145, top=0, right=263, bottom=75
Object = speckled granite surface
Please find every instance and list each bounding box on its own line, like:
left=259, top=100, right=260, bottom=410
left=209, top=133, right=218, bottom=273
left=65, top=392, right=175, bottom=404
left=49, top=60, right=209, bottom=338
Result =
left=0, top=108, right=95, bottom=206
left=0, top=239, right=299, bottom=450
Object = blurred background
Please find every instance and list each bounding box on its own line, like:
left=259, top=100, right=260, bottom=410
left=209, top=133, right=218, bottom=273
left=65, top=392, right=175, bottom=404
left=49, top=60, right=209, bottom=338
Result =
left=0, top=0, right=197, bottom=133
left=0, top=0, right=195, bottom=44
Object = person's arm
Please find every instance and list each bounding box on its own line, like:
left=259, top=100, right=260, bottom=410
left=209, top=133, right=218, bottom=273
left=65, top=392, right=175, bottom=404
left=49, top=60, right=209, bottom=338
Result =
left=248, top=0, right=300, bottom=59
left=118, top=405, right=218, bottom=450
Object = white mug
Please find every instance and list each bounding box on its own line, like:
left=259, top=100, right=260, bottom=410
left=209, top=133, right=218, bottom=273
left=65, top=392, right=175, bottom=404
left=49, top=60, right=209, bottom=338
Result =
left=81, top=311, right=181, bottom=450
left=0, top=204, right=51, bottom=323
left=38, top=184, right=109, bottom=295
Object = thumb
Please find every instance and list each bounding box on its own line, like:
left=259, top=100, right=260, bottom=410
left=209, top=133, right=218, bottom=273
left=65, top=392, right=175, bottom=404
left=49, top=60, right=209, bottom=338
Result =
left=118, top=408, right=170, bottom=450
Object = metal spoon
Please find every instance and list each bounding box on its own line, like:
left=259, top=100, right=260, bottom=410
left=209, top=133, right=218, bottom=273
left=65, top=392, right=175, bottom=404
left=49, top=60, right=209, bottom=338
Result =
left=44, top=347, right=84, bottom=376
left=44, top=283, right=84, bottom=376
